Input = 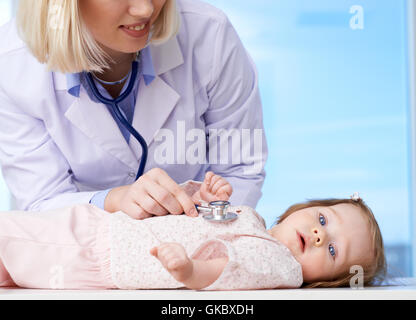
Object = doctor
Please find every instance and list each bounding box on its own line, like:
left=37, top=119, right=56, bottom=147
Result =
left=0, top=0, right=267, bottom=219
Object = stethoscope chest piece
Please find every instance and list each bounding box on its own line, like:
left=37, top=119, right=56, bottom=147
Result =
left=196, top=201, right=238, bottom=223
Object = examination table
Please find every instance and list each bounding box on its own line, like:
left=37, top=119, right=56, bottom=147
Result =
left=0, top=278, right=415, bottom=300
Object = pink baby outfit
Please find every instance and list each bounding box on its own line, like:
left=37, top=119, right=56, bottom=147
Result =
left=110, top=203, right=302, bottom=290
left=0, top=193, right=302, bottom=290
left=0, top=205, right=114, bottom=289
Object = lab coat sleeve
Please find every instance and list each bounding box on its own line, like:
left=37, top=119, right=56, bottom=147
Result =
left=90, top=189, right=112, bottom=210
left=203, top=16, right=268, bottom=209
left=0, top=88, right=98, bottom=211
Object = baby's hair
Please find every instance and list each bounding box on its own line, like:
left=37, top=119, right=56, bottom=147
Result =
left=275, top=198, right=387, bottom=288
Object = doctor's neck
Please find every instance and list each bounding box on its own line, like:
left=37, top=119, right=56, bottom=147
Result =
left=91, top=50, right=136, bottom=99
left=94, top=50, right=136, bottom=83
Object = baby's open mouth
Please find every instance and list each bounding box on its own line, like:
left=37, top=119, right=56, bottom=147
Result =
left=297, top=231, right=305, bottom=252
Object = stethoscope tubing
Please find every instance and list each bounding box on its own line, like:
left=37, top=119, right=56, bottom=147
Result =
left=85, top=61, right=148, bottom=180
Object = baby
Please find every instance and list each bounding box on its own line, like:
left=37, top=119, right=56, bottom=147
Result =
left=0, top=173, right=386, bottom=290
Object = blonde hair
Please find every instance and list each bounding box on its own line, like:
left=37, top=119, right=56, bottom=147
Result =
left=16, top=0, right=181, bottom=73
left=275, top=198, right=387, bottom=288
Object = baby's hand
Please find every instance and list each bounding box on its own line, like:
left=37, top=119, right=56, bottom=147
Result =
left=150, top=243, right=193, bottom=283
left=192, top=172, right=233, bottom=204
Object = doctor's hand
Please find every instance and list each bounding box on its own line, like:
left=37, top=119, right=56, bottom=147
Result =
left=104, top=168, right=198, bottom=220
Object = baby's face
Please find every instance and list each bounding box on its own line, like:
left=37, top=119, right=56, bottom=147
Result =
left=268, top=204, right=373, bottom=283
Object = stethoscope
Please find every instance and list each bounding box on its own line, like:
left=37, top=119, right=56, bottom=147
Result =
left=196, top=201, right=238, bottom=222
left=85, top=60, right=147, bottom=180
left=85, top=60, right=237, bottom=223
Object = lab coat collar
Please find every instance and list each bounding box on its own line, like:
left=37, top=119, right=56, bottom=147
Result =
left=53, top=36, right=183, bottom=170
left=65, top=45, right=156, bottom=97
left=53, top=36, right=183, bottom=91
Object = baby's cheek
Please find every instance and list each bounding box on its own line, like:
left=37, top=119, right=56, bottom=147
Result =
left=299, top=254, right=330, bottom=283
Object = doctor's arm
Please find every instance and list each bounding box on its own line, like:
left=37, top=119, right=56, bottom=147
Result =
left=204, top=16, right=268, bottom=209
left=0, top=88, right=98, bottom=211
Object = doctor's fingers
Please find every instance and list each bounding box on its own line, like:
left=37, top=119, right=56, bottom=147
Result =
left=121, top=201, right=153, bottom=220
left=129, top=179, right=168, bottom=216
left=147, top=168, right=197, bottom=217
left=134, top=192, right=170, bottom=216
left=139, top=177, right=185, bottom=215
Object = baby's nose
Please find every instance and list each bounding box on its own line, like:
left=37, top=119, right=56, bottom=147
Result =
left=311, top=228, right=325, bottom=247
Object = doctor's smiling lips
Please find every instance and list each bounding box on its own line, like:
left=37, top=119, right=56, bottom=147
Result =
left=120, top=20, right=151, bottom=38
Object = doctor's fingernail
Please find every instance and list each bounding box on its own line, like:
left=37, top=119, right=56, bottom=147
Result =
left=191, top=208, right=198, bottom=217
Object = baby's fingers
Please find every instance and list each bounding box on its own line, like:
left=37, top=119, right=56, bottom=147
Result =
left=204, top=171, right=215, bottom=186
left=167, top=258, right=188, bottom=270
left=150, top=247, right=158, bottom=257
left=198, top=172, right=214, bottom=201
left=150, top=244, right=171, bottom=260
left=211, top=178, right=231, bottom=195
left=217, top=183, right=233, bottom=198
left=208, top=175, right=222, bottom=193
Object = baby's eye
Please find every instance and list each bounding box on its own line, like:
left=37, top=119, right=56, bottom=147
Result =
left=329, top=244, right=336, bottom=258
left=319, top=213, right=326, bottom=226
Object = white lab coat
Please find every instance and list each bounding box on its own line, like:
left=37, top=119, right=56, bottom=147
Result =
left=0, top=0, right=268, bottom=211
